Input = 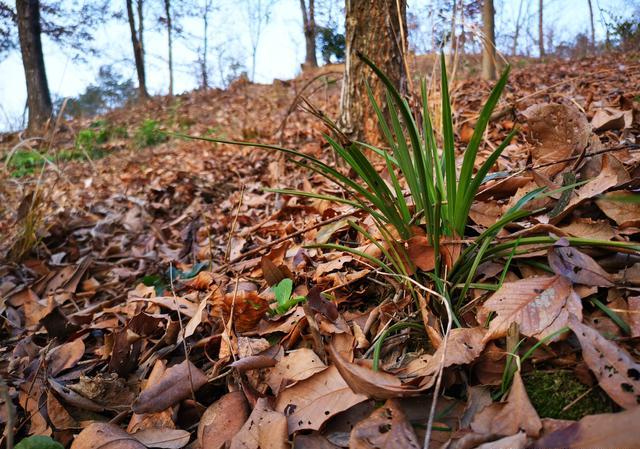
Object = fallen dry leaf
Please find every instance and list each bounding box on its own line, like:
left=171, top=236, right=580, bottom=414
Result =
left=349, top=399, right=421, bottom=449
left=198, top=391, right=250, bottom=449
left=132, top=360, right=208, bottom=414
left=274, top=365, right=367, bottom=434
left=230, top=397, right=288, bottom=449
left=530, top=406, right=640, bottom=449
left=266, top=348, right=327, bottom=394
left=46, top=338, right=85, bottom=377
left=596, top=191, right=640, bottom=228
left=481, top=275, right=582, bottom=343
left=548, top=245, right=613, bottom=287
left=569, top=316, right=640, bottom=409
left=133, top=428, right=190, bottom=449
left=70, top=422, right=146, bottom=449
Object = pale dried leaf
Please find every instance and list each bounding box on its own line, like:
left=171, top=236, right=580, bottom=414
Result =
left=349, top=399, right=421, bottom=449
left=198, top=391, right=249, bottom=449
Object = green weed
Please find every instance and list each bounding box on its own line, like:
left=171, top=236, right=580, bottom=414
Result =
left=135, top=119, right=167, bottom=147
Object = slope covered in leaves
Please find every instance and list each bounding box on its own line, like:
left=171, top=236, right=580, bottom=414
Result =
left=1, top=52, right=640, bottom=449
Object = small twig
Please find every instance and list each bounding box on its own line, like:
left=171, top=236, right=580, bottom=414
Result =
left=224, top=184, right=245, bottom=263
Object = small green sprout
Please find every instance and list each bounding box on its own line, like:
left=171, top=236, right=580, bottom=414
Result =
left=272, top=278, right=306, bottom=314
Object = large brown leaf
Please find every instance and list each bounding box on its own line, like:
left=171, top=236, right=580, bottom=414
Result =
left=230, top=397, right=288, bottom=449
left=327, top=340, right=431, bottom=399
left=349, top=399, right=420, bottom=449
left=266, top=348, right=327, bottom=394
left=471, top=372, right=541, bottom=437
left=132, top=360, right=208, bottom=414
left=569, top=316, right=640, bottom=409
left=70, top=422, right=146, bottom=449
left=548, top=246, right=613, bottom=287
left=481, top=275, right=582, bottom=343
left=198, top=391, right=250, bottom=449
left=274, top=365, right=367, bottom=434
left=531, top=406, right=640, bottom=449
left=596, top=190, right=640, bottom=228
left=522, top=103, right=590, bottom=178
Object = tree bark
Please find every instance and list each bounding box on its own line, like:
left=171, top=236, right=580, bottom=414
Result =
left=512, top=0, right=524, bottom=55
left=127, top=0, right=148, bottom=98
left=338, top=0, right=407, bottom=143
left=587, top=0, right=595, bottom=50
left=538, top=0, right=544, bottom=57
left=16, top=0, right=52, bottom=134
left=299, top=0, right=317, bottom=69
left=201, top=0, right=212, bottom=88
left=481, top=0, right=496, bottom=80
left=164, top=0, right=173, bottom=95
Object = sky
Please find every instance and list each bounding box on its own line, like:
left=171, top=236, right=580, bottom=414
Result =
left=0, top=0, right=635, bottom=131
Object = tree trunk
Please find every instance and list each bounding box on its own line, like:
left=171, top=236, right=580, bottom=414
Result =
left=299, top=0, right=318, bottom=68
left=127, top=0, right=148, bottom=98
left=512, top=0, right=524, bottom=55
left=481, top=0, right=496, bottom=80
left=587, top=0, right=595, bottom=50
left=538, top=0, right=544, bottom=57
left=16, top=0, right=52, bottom=134
left=201, top=0, right=211, bottom=89
left=164, top=0, right=173, bottom=95
left=338, top=0, right=407, bottom=143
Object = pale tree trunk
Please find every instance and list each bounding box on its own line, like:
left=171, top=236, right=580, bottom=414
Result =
left=338, top=0, right=407, bottom=143
left=538, top=0, right=544, bottom=57
left=587, top=0, right=595, bottom=50
left=299, top=0, right=317, bottom=68
left=164, top=0, right=173, bottom=95
left=481, top=0, right=496, bottom=80
left=127, top=0, right=148, bottom=98
left=16, top=0, right=52, bottom=134
left=201, top=0, right=213, bottom=88
left=512, top=0, right=524, bottom=55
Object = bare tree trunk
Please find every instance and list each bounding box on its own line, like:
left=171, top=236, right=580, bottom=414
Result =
left=201, top=0, right=212, bottom=88
left=587, top=0, right=595, bottom=50
left=127, top=0, right=148, bottom=98
left=338, top=0, right=407, bottom=143
left=538, top=0, right=544, bottom=57
left=164, top=0, right=173, bottom=95
left=299, top=0, right=318, bottom=69
left=512, top=0, right=524, bottom=55
left=481, top=0, right=496, bottom=80
left=16, top=0, right=52, bottom=134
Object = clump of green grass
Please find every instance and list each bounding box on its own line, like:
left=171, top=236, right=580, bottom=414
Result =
left=135, top=119, right=167, bottom=147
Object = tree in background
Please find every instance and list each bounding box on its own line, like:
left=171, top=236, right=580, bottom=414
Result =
left=317, top=24, right=345, bottom=64
left=57, top=65, right=136, bottom=118
left=198, top=0, right=215, bottom=89
left=16, top=0, right=52, bottom=133
left=481, top=0, right=496, bottom=80
left=126, top=0, right=148, bottom=99
left=299, top=0, right=317, bottom=69
left=538, top=0, right=544, bottom=57
left=339, top=0, right=407, bottom=143
left=244, top=0, right=277, bottom=81
left=0, top=0, right=106, bottom=133
left=163, top=0, right=173, bottom=95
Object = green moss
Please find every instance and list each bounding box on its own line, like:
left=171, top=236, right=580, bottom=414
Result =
left=134, top=119, right=167, bottom=147
left=524, top=370, right=614, bottom=420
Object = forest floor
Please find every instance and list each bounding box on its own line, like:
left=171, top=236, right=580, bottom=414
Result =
left=1, top=52, right=640, bottom=449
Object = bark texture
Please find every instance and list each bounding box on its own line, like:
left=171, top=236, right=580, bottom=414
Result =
left=164, top=0, right=173, bottom=95
left=16, top=0, right=52, bottom=133
left=481, top=0, right=496, bottom=80
left=299, top=0, right=317, bottom=69
left=538, top=0, right=545, bottom=57
left=127, top=0, right=148, bottom=99
left=338, top=0, right=407, bottom=143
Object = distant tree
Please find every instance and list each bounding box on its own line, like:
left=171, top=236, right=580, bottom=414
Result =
left=126, top=0, right=148, bottom=99
left=511, top=0, right=524, bottom=55
left=0, top=0, right=107, bottom=133
left=244, top=0, right=277, bottom=81
left=16, top=0, right=52, bottom=133
left=587, top=0, right=595, bottom=50
left=338, top=0, right=407, bottom=143
left=481, top=0, right=496, bottom=80
left=199, top=0, right=215, bottom=89
left=299, top=0, right=317, bottom=69
left=317, top=24, right=344, bottom=64
left=538, top=0, right=544, bottom=57
left=57, top=66, right=136, bottom=118
left=163, top=0, right=173, bottom=95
